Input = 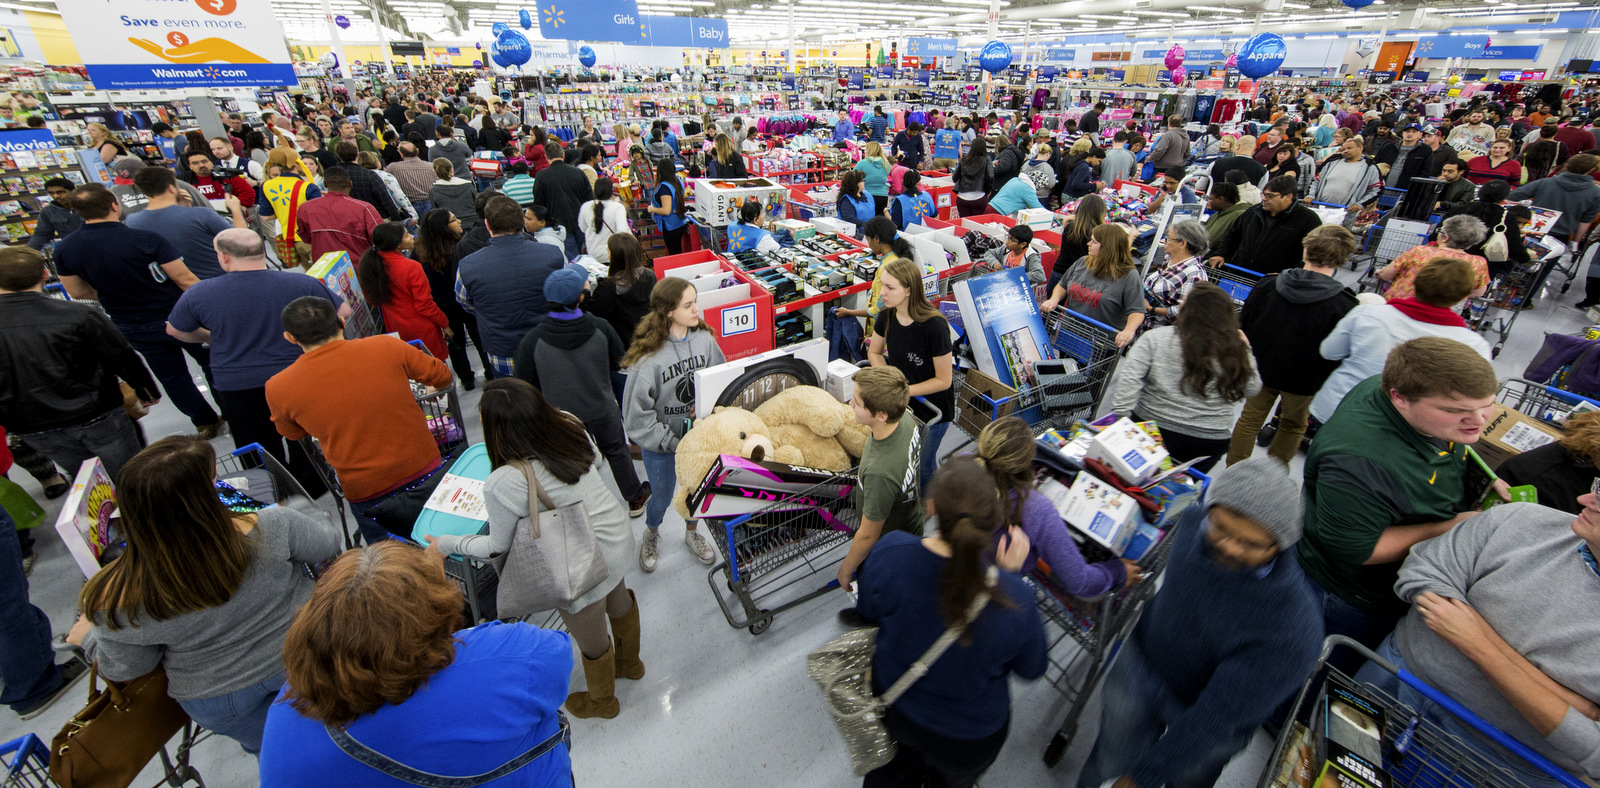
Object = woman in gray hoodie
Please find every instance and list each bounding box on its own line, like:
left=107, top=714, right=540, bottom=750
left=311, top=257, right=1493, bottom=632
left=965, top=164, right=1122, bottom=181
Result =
left=620, top=277, right=725, bottom=573
left=427, top=158, right=479, bottom=226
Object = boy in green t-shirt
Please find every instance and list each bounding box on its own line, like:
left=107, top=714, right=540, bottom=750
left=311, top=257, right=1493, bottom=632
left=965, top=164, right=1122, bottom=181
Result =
left=837, top=366, right=925, bottom=626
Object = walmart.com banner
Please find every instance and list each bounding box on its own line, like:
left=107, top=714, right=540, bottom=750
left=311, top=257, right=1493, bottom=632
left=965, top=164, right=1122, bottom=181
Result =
left=55, top=0, right=297, bottom=89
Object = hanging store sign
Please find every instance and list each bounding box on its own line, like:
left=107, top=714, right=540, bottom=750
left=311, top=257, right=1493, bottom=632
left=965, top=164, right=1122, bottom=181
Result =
left=1141, top=49, right=1224, bottom=61
left=906, top=38, right=958, bottom=58
left=539, top=0, right=642, bottom=43
left=1036, top=66, right=1058, bottom=84
left=1091, top=51, right=1130, bottom=62
left=638, top=16, right=729, bottom=48
left=1412, top=38, right=1541, bottom=61
left=1369, top=70, right=1395, bottom=84
left=56, top=0, right=297, bottom=89
left=1045, top=49, right=1075, bottom=62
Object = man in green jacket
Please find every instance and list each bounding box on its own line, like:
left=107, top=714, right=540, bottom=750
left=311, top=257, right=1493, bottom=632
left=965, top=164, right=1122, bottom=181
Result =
left=1203, top=182, right=1248, bottom=252
left=1298, top=336, right=1508, bottom=660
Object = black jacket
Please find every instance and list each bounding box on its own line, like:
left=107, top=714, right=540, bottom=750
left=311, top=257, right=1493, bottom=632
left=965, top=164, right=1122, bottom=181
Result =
left=1444, top=201, right=1530, bottom=270
left=0, top=292, right=158, bottom=432
left=511, top=310, right=622, bottom=422
left=1375, top=143, right=1433, bottom=190
left=706, top=155, right=747, bottom=178
left=992, top=144, right=1025, bottom=187
left=532, top=161, right=594, bottom=245
left=1213, top=202, right=1323, bottom=275
left=589, top=269, right=655, bottom=348
left=1239, top=269, right=1358, bottom=396
left=1079, top=110, right=1100, bottom=136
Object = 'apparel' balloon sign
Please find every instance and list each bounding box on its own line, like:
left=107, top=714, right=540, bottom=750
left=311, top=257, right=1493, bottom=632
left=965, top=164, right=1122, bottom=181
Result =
left=578, top=45, right=597, bottom=68
left=491, top=30, right=531, bottom=69
left=1164, top=45, right=1185, bottom=72
left=492, top=22, right=510, bottom=36
left=978, top=41, right=1012, bottom=74
left=1237, top=33, right=1287, bottom=79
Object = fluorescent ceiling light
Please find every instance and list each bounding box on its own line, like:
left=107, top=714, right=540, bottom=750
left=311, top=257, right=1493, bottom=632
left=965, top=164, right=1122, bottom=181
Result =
left=1129, top=9, right=1188, bottom=17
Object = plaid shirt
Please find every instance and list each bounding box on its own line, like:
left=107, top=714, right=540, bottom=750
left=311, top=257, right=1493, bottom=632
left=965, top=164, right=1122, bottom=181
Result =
left=335, top=163, right=403, bottom=221
left=1143, top=256, right=1208, bottom=326
left=487, top=354, right=515, bottom=378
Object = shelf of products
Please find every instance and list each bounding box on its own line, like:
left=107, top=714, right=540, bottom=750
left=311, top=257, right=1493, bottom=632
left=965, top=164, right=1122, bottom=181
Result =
left=0, top=144, right=102, bottom=246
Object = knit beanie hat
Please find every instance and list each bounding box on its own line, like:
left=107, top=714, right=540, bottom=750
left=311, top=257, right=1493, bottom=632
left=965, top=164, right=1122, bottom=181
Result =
left=1204, top=457, right=1303, bottom=548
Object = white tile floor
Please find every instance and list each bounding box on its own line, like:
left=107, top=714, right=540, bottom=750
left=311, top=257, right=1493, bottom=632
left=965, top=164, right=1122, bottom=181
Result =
left=3, top=257, right=1590, bottom=787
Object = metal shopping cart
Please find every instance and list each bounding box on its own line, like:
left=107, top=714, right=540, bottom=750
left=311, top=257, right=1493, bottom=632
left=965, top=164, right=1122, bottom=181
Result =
left=1038, top=464, right=1211, bottom=767
left=0, top=735, right=50, bottom=788
left=1466, top=259, right=1545, bottom=359
left=1258, top=636, right=1584, bottom=788
left=1497, top=378, right=1600, bottom=424
left=703, top=402, right=938, bottom=635
left=1350, top=211, right=1436, bottom=273
left=1210, top=263, right=1266, bottom=308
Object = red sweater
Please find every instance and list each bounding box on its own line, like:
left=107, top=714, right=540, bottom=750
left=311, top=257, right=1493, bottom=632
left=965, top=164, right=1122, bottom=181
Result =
left=266, top=336, right=452, bottom=501
left=524, top=142, right=550, bottom=174
left=376, top=251, right=448, bottom=358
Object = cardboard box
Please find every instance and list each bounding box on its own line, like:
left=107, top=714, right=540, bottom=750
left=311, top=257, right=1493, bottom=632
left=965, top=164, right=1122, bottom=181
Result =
left=1043, top=473, right=1142, bottom=555
left=1476, top=402, right=1564, bottom=470
left=773, top=219, right=816, bottom=240
left=955, top=368, right=1020, bottom=439
left=1016, top=207, right=1055, bottom=230
left=826, top=358, right=863, bottom=402
left=1086, top=417, right=1170, bottom=485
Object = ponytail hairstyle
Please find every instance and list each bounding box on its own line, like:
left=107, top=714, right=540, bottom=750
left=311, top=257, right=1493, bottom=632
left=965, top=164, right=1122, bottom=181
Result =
left=656, top=159, right=686, bottom=217
left=862, top=216, right=912, bottom=260
left=931, top=456, right=1012, bottom=636
left=976, top=417, right=1038, bottom=529
left=622, top=277, right=707, bottom=368
left=739, top=199, right=763, bottom=226
left=355, top=222, right=408, bottom=306
left=1172, top=281, right=1255, bottom=402
left=902, top=169, right=922, bottom=197
left=591, top=177, right=615, bottom=235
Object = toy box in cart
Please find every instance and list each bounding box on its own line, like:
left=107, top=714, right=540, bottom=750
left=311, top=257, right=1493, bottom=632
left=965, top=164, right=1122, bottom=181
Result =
left=691, top=177, right=790, bottom=227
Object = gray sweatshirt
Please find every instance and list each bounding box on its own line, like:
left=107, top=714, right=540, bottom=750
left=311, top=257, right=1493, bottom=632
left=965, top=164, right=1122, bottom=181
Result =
left=81, top=507, right=343, bottom=700
left=621, top=330, right=725, bottom=454
left=1395, top=503, right=1600, bottom=780
left=1107, top=326, right=1261, bottom=439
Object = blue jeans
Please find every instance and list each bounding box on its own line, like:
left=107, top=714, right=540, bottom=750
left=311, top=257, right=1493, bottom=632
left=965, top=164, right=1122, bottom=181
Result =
left=17, top=409, right=143, bottom=481
left=919, top=420, right=950, bottom=498
left=1076, top=640, right=1254, bottom=788
left=1307, top=574, right=1403, bottom=676
left=411, top=199, right=431, bottom=219
left=178, top=670, right=285, bottom=756
left=0, top=506, right=60, bottom=713
left=641, top=449, right=677, bottom=531
left=348, top=497, right=392, bottom=546
left=114, top=319, right=219, bottom=428
left=1357, top=636, right=1569, bottom=788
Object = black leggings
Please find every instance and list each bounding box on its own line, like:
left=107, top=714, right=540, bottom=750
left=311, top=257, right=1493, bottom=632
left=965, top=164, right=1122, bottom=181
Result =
left=662, top=224, right=689, bottom=256
left=863, top=706, right=1008, bottom=788
left=441, top=305, right=492, bottom=382
left=1133, top=412, right=1230, bottom=474
left=872, top=194, right=889, bottom=218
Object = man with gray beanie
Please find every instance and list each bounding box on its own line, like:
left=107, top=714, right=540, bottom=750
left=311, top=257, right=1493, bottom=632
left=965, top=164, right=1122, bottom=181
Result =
left=512, top=262, right=649, bottom=517
left=1076, top=457, right=1323, bottom=788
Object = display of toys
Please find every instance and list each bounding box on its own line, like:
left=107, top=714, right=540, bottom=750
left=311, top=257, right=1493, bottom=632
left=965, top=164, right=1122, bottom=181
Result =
left=799, top=233, right=857, bottom=256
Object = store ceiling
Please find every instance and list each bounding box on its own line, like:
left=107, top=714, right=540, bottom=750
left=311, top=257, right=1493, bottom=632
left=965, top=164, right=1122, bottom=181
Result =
left=8, top=0, right=1600, bottom=48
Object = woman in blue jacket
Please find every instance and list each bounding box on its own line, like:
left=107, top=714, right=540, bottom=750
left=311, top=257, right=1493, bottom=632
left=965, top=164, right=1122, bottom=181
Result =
left=836, top=170, right=877, bottom=237
left=856, top=456, right=1045, bottom=788
left=727, top=200, right=780, bottom=254
left=890, top=171, right=937, bottom=231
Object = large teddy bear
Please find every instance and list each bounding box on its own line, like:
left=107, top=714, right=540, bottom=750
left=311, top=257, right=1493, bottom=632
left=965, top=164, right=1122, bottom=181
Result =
left=670, top=386, right=871, bottom=521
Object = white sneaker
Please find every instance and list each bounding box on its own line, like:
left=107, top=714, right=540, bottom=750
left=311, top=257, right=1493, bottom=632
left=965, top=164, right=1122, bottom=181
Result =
left=685, top=529, right=716, bottom=565
left=639, top=529, right=660, bottom=573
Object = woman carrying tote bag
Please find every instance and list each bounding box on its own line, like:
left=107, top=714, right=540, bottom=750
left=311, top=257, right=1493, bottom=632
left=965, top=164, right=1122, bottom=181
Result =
left=425, top=378, right=642, bottom=721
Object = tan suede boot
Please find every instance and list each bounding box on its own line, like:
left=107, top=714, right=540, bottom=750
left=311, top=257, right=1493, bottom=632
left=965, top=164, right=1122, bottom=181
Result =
left=610, top=589, right=645, bottom=681
left=566, top=646, right=620, bottom=719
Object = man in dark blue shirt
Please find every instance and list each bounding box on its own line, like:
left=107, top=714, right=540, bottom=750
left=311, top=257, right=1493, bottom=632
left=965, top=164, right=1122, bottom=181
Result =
left=168, top=229, right=349, bottom=495
left=868, top=106, right=890, bottom=144
left=831, top=109, right=856, bottom=145
left=891, top=122, right=927, bottom=169
left=54, top=184, right=223, bottom=437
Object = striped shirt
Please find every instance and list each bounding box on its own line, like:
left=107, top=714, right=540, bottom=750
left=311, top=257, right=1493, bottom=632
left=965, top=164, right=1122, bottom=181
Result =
left=501, top=174, right=536, bottom=206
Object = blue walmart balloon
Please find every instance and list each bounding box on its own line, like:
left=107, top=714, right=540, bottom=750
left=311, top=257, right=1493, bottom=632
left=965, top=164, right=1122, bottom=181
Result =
left=519, top=8, right=533, bottom=29
left=473, top=59, right=483, bottom=68
left=492, top=22, right=509, bottom=36
left=978, top=41, right=1012, bottom=74
left=1237, top=33, right=1287, bottom=79
left=578, top=45, right=597, bottom=68
left=1342, top=0, right=1375, bottom=7
left=493, top=30, right=532, bottom=68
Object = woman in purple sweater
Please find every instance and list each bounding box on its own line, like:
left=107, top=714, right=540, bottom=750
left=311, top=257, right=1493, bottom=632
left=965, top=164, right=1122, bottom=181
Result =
left=976, top=417, right=1141, bottom=595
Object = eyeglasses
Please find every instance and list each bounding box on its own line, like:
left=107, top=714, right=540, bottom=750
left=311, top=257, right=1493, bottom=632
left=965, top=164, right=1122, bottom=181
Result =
left=1211, top=529, right=1278, bottom=555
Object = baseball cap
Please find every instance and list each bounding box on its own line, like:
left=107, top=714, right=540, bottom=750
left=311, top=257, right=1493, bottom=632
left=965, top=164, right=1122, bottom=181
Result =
left=110, top=158, right=146, bottom=179
left=543, top=263, right=591, bottom=308
left=1400, top=123, right=1423, bottom=132
left=1422, top=125, right=1442, bottom=136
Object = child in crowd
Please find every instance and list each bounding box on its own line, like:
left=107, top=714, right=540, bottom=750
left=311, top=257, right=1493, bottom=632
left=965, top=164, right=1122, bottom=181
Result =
left=977, top=224, right=1045, bottom=285
left=621, top=277, right=725, bottom=573
left=837, top=365, right=926, bottom=628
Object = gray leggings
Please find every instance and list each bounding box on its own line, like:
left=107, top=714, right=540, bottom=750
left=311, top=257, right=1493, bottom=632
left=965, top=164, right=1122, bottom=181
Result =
left=558, top=581, right=634, bottom=660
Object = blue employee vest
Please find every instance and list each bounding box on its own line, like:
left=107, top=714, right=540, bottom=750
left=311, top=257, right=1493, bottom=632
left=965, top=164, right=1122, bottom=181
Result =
left=893, top=192, right=936, bottom=229
left=727, top=223, right=773, bottom=253
left=653, top=182, right=687, bottom=232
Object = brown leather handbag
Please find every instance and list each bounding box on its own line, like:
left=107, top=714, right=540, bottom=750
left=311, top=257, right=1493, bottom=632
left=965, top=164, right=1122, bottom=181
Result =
left=49, top=664, right=190, bottom=788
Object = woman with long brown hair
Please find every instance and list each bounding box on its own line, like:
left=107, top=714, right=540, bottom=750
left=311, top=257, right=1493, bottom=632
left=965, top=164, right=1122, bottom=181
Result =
left=415, top=208, right=491, bottom=388
left=427, top=378, right=643, bottom=719
left=853, top=456, right=1043, bottom=787
left=1050, top=193, right=1106, bottom=293
left=66, top=436, right=342, bottom=754
left=975, top=417, right=1139, bottom=596
left=621, top=277, right=725, bottom=572
left=869, top=255, right=955, bottom=493
left=952, top=136, right=993, bottom=216
left=260, top=541, right=574, bottom=784
left=590, top=233, right=656, bottom=349
left=1039, top=224, right=1146, bottom=347
left=1107, top=281, right=1261, bottom=472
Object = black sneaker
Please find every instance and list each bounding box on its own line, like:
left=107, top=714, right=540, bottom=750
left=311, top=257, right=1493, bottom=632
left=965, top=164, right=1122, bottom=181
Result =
left=17, top=657, right=89, bottom=720
left=628, top=482, right=652, bottom=519
left=837, top=608, right=872, bottom=629
left=42, top=477, right=69, bottom=500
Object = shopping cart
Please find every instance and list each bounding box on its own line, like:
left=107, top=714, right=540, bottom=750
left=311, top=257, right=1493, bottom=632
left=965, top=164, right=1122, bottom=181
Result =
left=1497, top=378, right=1600, bottom=424
left=1038, top=463, right=1210, bottom=766
left=1465, top=259, right=1544, bottom=359
left=1258, top=635, right=1584, bottom=788
left=1, top=735, right=50, bottom=788
left=1211, top=263, right=1266, bottom=308
left=1350, top=211, right=1435, bottom=273
left=704, top=403, right=937, bottom=635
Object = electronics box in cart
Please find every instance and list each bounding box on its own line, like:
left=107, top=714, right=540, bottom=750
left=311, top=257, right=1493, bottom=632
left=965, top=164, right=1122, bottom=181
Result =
left=692, top=177, right=791, bottom=227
